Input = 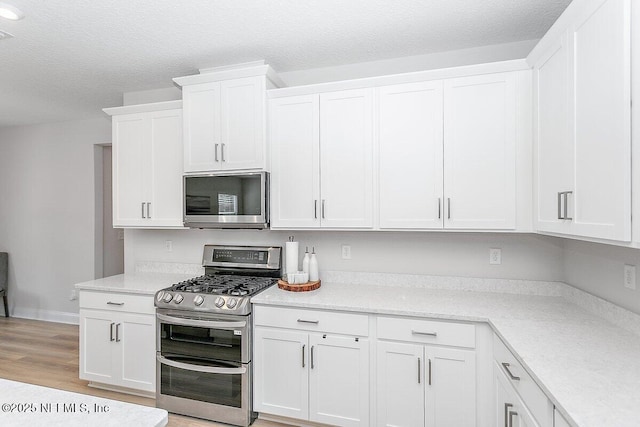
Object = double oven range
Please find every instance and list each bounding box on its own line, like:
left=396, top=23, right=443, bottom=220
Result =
left=154, top=245, right=282, bottom=426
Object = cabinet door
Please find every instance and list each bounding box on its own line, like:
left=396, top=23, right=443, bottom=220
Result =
left=495, top=364, right=542, bottom=427
left=148, top=109, right=184, bottom=227
left=569, top=0, right=631, bottom=241
left=79, top=309, right=115, bottom=384
left=112, top=114, right=149, bottom=227
left=443, top=73, right=516, bottom=229
left=253, top=328, right=309, bottom=419
left=376, top=341, right=424, bottom=427
left=220, top=76, right=266, bottom=170
left=320, top=89, right=374, bottom=228
left=116, top=312, right=156, bottom=392
left=309, top=334, right=369, bottom=427
left=534, top=34, right=574, bottom=235
left=182, top=82, right=221, bottom=172
left=269, top=95, right=321, bottom=228
left=378, top=81, right=444, bottom=229
left=425, top=346, right=476, bottom=427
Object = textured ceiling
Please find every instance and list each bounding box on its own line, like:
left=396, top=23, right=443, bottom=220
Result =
left=0, top=0, right=571, bottom=127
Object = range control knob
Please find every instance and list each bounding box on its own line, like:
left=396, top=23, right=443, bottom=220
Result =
left=226, top=298, right=237, bottom=309
left=194, top=295, right=205, bottom=306
left=173, top=294, right=184, bottom=304
left=156, top=291, right=165, bottom=302
left=214, top=297, right=226, bottom=308
left=163, top=293, right=173, bottom=303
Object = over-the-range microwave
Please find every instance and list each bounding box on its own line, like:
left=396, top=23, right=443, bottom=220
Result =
left=183, top=171, right=269, bottom=229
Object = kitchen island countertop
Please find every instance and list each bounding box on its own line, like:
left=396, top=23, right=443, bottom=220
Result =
left=252, top=281, right=640, bottom=427
left=0, top=378, right=167, bottom=427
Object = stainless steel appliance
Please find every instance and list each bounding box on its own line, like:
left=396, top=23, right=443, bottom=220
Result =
left=155, top=245, right=281, bottom=426
left=183, top=171, right=269, bottom=229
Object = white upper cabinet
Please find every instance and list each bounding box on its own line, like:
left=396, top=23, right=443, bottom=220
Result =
left=534, top=34, right=573, bottom=235
left=531, top=0, right=631, bottom=242
left=377, top=73, right=520, bottom=231
left=378, top=81, right=444, bottom=229
left=106, top=102, right=183, bottom=228
left=269, top=89, right=374, bottom=229
left=319, top=89, right=374, bottom=228
left=175, top=63, right=281, bottom=173
left=269, top=95, right=320, bottom=228
left=181, top=76, right=266, bottom=172
left=443, top=73, right=517, bottom=230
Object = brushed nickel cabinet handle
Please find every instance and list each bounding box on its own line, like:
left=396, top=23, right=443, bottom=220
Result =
left=321, top=200, right=326, bottom=219
left=147, top=202, right=151, bottom=219
left=314, top=200, right=318, bottom=219
left=428, top=358, right=432, bottom=385
left=221, top=143, right=226, bottom=162
left=412, top=330, right=437, bottom=337
left=564, top=191, right=573, bottom=220
left=107, top=301, right=124, bottom=306
left=557, top=192, right=564, bottom=219
left=501, top=362, right=520, bottom=381
left=109, top=322, right=115, bottom=342
left=115, top=323, right=121, bottom=342
left=297, top=319, right=319, bottom=324
left=508, top=410, right=518, bottom=427
left=215, top=143, right=219, bottom=162
left=310, top=345, right=315, bottom=369
left=302, top=344, right=306, bottom=368
left=438, top=198, right=441, bottom=219
left=141, top=202, right=146, bottom=218
left=447, top=198, right=451, bottom=219
left=504, top=403, right=513, bottom=427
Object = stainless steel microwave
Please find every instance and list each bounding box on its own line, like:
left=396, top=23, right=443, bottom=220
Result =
left=183, top=171, right=269, bottom=229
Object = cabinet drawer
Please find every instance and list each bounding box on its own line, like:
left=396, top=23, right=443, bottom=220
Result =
left=493, top=334, right=553, bottom=427
left=79, top=291, right=155, bottom=315
left=377, top=316, right=476, bottom=348
left=253, top=305, right=369, bottom=337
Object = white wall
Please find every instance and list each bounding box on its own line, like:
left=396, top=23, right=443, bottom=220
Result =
left=126, top=229, right=565, bottom=282
left=278, top=40, right=538, bottom=86
left=563, top=240, right=640, bottom=314
left=0, top=118, right=111, bottom=323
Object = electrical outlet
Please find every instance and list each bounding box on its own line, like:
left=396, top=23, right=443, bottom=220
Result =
left=165, top=240, right=173, bottom=252
left=624, top=265, right=636, bottom=290
left=489, top=248, right=502, bottom=265
left=341, top=245, right=351, bottom=260
left=69, top=289, right=78, bottom=301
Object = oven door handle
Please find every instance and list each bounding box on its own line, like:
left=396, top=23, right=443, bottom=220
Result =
left=157, top=355, right=247, bottom=375
left=156, top=313, right=247, bottom=329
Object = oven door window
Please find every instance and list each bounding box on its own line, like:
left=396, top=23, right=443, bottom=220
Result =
left=159, top=356, right=246, bottom=408
left=160, top=323, right=242, bottom=363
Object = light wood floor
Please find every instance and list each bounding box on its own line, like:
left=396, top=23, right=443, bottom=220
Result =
left=0, top=317, right=287, bottom=427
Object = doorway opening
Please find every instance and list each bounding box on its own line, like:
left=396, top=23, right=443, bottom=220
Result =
left=94, top=144, right=124, bottom=278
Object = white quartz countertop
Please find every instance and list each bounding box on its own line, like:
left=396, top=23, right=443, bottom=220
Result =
left=252, top=282, right=640, bottom=427
left=0, top=379, right=167, bottom=426
left=75, top=273, right=193, bottom=295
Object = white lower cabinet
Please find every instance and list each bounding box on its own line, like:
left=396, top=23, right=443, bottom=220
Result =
left=493, top=335, right=553, bottom=427
left=253, top=307, right=369, bottom=426
left=376, top=336, right=476, bottom=427
left=79, top=291, right=156, bottom=394
left=495, top=364, right=541, bottom=427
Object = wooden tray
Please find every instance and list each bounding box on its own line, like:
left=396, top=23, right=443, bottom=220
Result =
left=277, top=279, right=321, bottom=292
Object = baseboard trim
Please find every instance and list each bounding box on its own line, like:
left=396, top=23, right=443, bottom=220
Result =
left=11, top=308, right=79, bottom=325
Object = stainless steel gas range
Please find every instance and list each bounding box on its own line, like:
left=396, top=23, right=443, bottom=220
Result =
left=154, top=245, right=282, bottom=426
